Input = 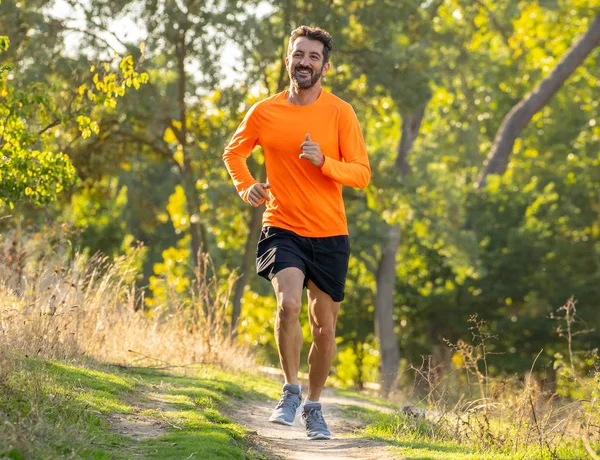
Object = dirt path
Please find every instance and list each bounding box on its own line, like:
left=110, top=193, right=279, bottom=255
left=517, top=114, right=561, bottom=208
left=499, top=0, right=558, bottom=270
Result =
left=233, top=389, right=401, bottom=460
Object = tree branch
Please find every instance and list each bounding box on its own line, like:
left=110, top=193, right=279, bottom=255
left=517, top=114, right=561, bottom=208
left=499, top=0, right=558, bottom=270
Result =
left=115, top=129, right=175, bottom=160
left=396, top=103, right=428, bottom=178
left=169, top=118, right=186, bottom=146
left=61, top=26, right=124, bottom=56
left=56, top=7, right=133, bottom=52
left=476, top=13, right=600, bottom=189
left=38, top=119, right=61, bottom=136
left=473, top=0, right=511, bottom=47
left=354, top=250, right=377, bottom=274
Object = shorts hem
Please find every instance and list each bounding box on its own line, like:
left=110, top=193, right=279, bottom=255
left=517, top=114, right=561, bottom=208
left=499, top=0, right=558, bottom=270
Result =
left=307, top=277, right=344, bottom=302
left=257, top=264, right=306, bottom=282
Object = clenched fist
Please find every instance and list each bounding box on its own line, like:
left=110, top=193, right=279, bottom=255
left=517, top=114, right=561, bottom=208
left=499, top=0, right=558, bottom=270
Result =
left=299, top=133, right=325, bottom=168
left=247, top=182, right=271, bottom=207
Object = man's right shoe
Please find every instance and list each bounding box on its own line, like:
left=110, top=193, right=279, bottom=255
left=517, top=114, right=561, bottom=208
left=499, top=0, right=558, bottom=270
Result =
left=268, top=383, right=303, bottom=426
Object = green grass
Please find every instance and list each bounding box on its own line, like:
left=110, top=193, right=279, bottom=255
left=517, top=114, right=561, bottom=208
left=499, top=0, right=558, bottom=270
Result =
left=337, top=403, right=592, bottom=460
left=0, top=357, right=274, bottom=459
left=0, top=357, right=131, bottom=459
left=332, top=387, right=398, bottom=409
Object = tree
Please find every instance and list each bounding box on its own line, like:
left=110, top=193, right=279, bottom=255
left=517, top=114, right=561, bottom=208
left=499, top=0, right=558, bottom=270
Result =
left=0, top=32, right=147, bottom=211
left=335, top=0, right=443, bottom=395
left=477, top=13, right=600, bottom=188
left=0, top=41, right=77, bottom=207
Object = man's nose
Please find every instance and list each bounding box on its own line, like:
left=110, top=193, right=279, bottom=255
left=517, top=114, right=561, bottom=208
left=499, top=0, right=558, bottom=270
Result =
left=300, top=55, right=310, bottom=66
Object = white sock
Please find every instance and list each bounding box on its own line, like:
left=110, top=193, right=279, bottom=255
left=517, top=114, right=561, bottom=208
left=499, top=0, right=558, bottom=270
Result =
left=304, top=397, right=319, bottom=406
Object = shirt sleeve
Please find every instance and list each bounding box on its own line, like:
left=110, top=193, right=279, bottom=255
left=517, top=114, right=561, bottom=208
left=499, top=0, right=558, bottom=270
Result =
left=320, top=104, right=371, bottom=189
left=222, top=103, right=260, bottom=203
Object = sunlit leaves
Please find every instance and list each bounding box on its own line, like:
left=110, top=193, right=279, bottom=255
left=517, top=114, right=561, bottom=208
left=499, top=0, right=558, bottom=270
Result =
left=0, top=40, right=77, bottom=208
left=0, top=35, right=11, bottom=79
left=78, top=54, right=149, bottom=116
left=163, top=127, right=179, bottom=144
left=166, top=185, right=190, bottom=233
left=76, top=115, right=100, bottom=139
left=65, top=178, right=130, bottom=257
left=146, top=238, right=192, bottom=309
left=0, top=149, right=77, bottom=208
left=0, top=35, right=150, bottom=209
left=237, top=288, right=277, bottom=350
left=2, top=0, right=597, bottom=378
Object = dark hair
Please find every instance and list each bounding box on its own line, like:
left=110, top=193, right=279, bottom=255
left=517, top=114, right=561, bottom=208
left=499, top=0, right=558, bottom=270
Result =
left=288, top=25, right=333, bottom=65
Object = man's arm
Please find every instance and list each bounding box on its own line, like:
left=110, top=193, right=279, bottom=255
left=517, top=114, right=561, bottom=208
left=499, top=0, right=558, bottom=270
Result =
left=222, top=103, right=261, bottom=202
left=320, top=104, right=371, bottom=189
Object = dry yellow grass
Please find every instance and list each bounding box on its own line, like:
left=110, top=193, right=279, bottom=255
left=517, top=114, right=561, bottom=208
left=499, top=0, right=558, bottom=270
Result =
left=0, top=248, right=254, bottom=370
left=395, top=314, right=600, bottom=459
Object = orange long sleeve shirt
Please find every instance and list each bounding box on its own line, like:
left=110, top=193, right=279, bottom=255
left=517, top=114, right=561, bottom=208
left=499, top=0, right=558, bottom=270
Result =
left=223, top=90, right=371, bottom=237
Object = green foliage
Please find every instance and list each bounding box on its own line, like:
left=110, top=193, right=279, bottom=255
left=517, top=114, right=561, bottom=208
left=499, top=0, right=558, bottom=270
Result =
left=66, top=177, right=130, bottom=256
left=358, top=0, right=600, bottom=376
left=237, top=289, right=278, bottom=360
left=0, top=148, right=77, bottom=209
left=0, top=38, right=77, bottom=208
left=2, top=0, right=599, bottom=388
left=77, top=54, right=149, bottom=115
left=146, top=237, right=191, bottom=309
left=334, top=342, right=380, bottom=389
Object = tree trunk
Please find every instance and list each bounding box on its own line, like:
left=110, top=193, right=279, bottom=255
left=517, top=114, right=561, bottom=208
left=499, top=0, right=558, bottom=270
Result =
left=176, top=36, right=208, bottom=266
left=354, top=339, right=365, bottom=391
left=428, top=343, right=451, bottom=403
left=375, top=102, right=428, bottom=396
left=230, top=199, right=264, bottom=338
left=476, top=13, right=600, bottom=189
left=395, top=106, right=426, bottom=176
left=375, top=223, right=401, bottom=396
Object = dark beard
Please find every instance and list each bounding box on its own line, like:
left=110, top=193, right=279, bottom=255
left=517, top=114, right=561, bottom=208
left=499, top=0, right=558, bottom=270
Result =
left=290, top=64, right=322, bottom=89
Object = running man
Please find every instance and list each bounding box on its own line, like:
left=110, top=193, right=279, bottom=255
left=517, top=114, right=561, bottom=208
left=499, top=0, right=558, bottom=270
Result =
left=223, top=25, right=370, bottom=440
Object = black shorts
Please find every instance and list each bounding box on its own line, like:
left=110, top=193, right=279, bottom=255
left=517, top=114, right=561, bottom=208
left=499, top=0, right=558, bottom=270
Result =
left=256, top=226, right=351, bottom=302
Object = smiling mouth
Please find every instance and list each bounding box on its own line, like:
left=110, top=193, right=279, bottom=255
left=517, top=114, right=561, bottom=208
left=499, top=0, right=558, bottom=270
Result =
left=295, top=68, right=312, bottom=77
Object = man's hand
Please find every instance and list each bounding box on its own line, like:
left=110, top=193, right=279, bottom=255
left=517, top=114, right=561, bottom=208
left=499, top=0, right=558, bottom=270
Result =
left=299, top=134, right=325, bottom=168
left=247, top=182, right=271, bottom=207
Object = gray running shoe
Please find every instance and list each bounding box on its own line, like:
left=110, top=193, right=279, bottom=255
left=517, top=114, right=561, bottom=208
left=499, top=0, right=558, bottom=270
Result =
left=268, top=384, right=302, bottom=426
left=302, top=402, right=332, bottom=440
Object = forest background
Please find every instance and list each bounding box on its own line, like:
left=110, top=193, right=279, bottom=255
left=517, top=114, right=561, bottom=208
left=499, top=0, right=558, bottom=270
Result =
left=1, top=0, right=599, bottom=397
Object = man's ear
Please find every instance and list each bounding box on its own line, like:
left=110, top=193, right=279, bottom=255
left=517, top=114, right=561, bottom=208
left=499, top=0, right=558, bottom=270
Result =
left=285, top=56, right=290, bottom=69
left=322, top=61, right=331, bottom=76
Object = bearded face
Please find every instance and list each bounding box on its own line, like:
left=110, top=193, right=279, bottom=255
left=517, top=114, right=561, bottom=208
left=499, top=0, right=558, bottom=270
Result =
left=286, top=37, right=329, bottom=91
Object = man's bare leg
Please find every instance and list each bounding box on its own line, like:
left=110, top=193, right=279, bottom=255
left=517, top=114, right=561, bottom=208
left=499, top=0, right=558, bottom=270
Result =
left=271, top=267, right=305, bottom=385
left=306, top=280, right=340, bottom=401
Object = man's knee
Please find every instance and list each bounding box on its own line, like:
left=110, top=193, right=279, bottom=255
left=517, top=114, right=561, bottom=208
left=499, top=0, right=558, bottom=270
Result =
left=277, top=296, right=302, bottom=323
left=311, top=324, right=336, bottom=347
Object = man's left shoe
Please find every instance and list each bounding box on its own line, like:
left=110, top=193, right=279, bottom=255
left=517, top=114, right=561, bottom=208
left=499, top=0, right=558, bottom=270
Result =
left=302, top=402, right=332, bottom=440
